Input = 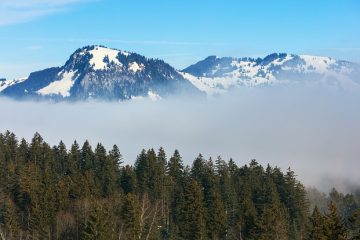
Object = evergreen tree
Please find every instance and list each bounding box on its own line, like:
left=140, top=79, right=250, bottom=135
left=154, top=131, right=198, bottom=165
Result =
left=120, top=165, right=137, bottom=194
left=67, top=141, right=82, bottom=200
left=54, top=141, right=68, bottom=175
left=326, top=202, right=347, bottom=240
left=255, top=203, right=288, bottom=240
left=254, top=172, right=288, bottom=240
left=80, top=140, right=94, bottom=172
left=306, top=206, right=328, bottom=240
left=348, top=209, right=360, bottom=240
left=134, top=149, right=149, bottom=195
left=179, top=180, right=206, bottom=240
left=0, top=131, right=358, bottom=240
left=29, top=132, right=44, bottom=167
left=167, top=150, right=185, bottom=239
left=121, top=193, right=141, bottom=239
left=167, top=150, right=184, bottom=185
left=0, top=196, right=21, bottom=239
left=216, top=156, right=236, bottom=226
left=83, top=202, right=116, bottom=240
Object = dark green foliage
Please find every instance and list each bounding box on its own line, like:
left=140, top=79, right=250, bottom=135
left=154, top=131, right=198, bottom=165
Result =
left=120, top=193, right=141, bottom=239
left=120, top=165, right=137, bottom=194
left=179, top=180, right=206, bottom=240
left=83, top=201, right=116, bottom=240
left=306, top=206, right=328, bottom=240
left=0, top=131, right=359, bottom=239
left=348, top=209, right=360, bottom=240
left=326, top=202, right=348, bottom=240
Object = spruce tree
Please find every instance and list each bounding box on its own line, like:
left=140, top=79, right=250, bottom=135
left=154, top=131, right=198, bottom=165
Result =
left=134, top=149, right=149, bottom=195
left=306, top=206, right=328, bottom=240
left=80, top=140, right=94, bottom=173
left=348, top=209, right=360, bottom=240
left=121, top=193, right=141, bottom=239
left=326, top=202, right=347, bottom=240
left=83, top=202, right=116, bottom=240
left=167, top=150, right=185, bottom=240
left=120, top=165, right=137, bottom=194
left=179, top=180, right=206, bottom=240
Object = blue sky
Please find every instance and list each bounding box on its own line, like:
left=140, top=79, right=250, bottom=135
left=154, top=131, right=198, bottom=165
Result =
left=0, top=0, right=359, bottom=79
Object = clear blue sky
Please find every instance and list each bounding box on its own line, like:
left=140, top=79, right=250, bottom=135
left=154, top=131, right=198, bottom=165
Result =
left=0, top=0, right=359, bottom=79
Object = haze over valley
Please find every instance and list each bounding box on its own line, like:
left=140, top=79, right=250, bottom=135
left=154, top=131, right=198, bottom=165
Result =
left=1, top=85, right=359, bottom=192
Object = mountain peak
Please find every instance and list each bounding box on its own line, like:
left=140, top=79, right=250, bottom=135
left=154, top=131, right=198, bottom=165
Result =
left=65, top=45, right=132, bottom=72
left=181, top=53, right=360, bottom=94
left=0, top=45, right=201, bottom=100
left=1, top=47, right=359, bottom=101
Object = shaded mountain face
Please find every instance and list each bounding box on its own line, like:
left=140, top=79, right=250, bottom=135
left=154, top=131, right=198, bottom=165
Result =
left=1, top=45, right=202, bottom=101
left=181, top=53, right=360, bottom=94
left=0, top=77, right=28, bottom=93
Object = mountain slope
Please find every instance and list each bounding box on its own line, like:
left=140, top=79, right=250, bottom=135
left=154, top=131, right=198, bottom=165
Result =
left=0, top=77, right=27, bottom=92
left=181, top=53, right=360, bottom=94
left=1, top=49, right=360, bottom=100
left=1, top=45, right=202, bottom=101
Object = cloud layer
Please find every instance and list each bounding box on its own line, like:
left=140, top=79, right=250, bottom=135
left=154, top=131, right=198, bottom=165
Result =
left=0, top=87, right=359, bottom=192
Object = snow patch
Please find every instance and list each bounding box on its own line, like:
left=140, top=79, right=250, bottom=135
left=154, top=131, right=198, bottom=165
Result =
left=300, top=55, right=336, bottom=73
left=131, top=95, right=144, bottom=100
left=89, top=46, right=127, bottom=70
left=180, top=72, right=225, bottom=95
left=0, top=77, right=27, bottom=92
left=129, top=62, right=144, bottom=73
left=272, top=54, right=293, bottom=66
left=148, top=90, right=161, bottom=101
left=186, top=54, right=357, bottom=95
left=37, top=71, right=76, bottom=97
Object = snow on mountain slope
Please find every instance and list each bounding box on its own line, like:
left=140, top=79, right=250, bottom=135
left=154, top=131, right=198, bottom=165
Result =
left=147, top=90, right=162, bottom=101
left=179, top=72, right=229, bottom=95
left=0, top=45, right=201, bottom=101
left=182, top=53, right=360, bottom=94
left=298, top=55, right=336, bottom=73
left=1, top=48, right=359, bottom=100
left=0, top=77, right=27, bottom=92
left=88, top=46, right=129, bottom=70
left=129, top=62, right=144, bottom=73
left=37, top=70, right=77, bottom=97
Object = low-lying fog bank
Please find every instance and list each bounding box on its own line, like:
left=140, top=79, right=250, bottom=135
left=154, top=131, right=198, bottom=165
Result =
left=1, top=86, right=359, bottom=192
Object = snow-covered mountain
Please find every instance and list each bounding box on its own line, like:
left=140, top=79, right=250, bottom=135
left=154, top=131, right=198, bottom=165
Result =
left=0, top=45, right=201, bottom=101
left=181, top=53, right=360, bottom=95
left=0, top=77, right=27, bottom=92
left=1, top=48, right=359, bottom=101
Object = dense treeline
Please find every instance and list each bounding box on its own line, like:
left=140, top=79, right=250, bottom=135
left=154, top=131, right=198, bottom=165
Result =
left=0, top=131, right=359, bottom=240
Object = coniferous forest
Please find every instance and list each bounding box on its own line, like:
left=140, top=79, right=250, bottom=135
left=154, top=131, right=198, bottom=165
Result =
left=0, top=131, right=359, bottom=240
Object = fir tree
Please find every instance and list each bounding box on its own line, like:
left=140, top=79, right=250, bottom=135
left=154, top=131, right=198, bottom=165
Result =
left=120, top=165, right=137, bottom=194
left=0, top=131, right=358, bottom=240
left=306, top=206, right=328, bottom=240
left=83, top=202, right=116, bottom=240
left=326, top=202, right=347, bottom=240
left=179, top=180, right=206, bottom=240
left=121, top=193, right=141, bottom=239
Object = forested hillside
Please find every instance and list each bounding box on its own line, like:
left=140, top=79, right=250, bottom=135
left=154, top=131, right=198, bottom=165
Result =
left=0, top=131, right=359, bottom=239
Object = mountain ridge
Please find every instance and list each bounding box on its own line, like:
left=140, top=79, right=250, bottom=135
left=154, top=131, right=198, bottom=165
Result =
left=1, top=46, right=359, bottom=100
left=1, top=45, right=202, bottom=101
left=181, top=53, right=360, bottom=94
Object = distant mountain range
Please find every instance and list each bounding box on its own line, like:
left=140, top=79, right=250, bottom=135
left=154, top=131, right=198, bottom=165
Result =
left=1, top=45, right=359, bottom=101
left=181, top=53, right=360, bottom=95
